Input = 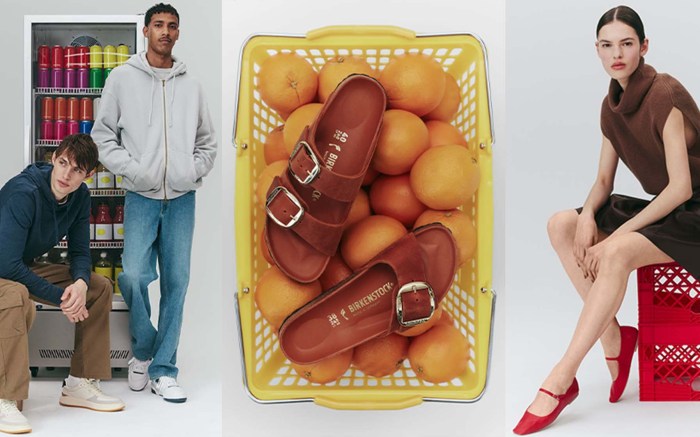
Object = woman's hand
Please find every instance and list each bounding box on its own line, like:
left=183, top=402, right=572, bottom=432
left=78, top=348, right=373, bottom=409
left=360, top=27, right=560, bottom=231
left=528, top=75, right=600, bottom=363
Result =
left=574, top=213, right=598, bottom=277
left=582, top=239, right=611, bottom=282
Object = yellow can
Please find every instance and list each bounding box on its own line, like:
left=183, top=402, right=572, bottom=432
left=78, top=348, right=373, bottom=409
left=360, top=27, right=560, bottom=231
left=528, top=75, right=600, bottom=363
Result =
left=89, top=45, right=103, bottom=69
left=103, top=45, right=117, bottom=68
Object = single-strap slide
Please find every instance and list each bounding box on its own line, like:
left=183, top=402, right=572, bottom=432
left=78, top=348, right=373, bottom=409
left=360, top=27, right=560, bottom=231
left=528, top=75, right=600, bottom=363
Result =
left=265, top=74, right=387, bottom=283
left=278, top=223, right=458, bottom=365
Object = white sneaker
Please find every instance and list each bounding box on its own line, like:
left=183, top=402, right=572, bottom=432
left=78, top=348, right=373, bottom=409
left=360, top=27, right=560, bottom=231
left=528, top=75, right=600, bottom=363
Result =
left=59, top=379, right=125, bottom=412
left=0, top=399, right=31, bottom=434
left=151, top=376, right=187, bottom=403
left=128, top=357, right=152, bottom=391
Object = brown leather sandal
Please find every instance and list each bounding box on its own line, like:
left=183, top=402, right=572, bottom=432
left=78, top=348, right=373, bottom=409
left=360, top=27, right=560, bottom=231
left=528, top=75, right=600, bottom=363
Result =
left=265, top=74, right=386, bottom=283
left=278, top=223, right=458, bottom=364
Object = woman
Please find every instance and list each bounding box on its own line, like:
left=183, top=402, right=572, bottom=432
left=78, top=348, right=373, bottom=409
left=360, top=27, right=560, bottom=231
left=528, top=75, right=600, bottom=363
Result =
left=513, top=5, right=700, bottom=435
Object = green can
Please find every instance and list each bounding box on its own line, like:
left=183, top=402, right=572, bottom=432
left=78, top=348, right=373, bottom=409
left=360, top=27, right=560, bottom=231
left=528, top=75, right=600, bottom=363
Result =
left=104, top=68, right=114, bottom=81
left=89, top=68, right=104, bottom=88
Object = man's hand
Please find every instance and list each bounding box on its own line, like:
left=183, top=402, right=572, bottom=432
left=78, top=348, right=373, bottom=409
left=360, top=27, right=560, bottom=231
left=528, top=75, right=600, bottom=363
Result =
left=61, top=279, right=89, bottom=323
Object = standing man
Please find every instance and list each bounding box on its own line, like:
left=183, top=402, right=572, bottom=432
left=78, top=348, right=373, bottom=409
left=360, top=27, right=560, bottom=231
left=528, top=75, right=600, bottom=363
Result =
left=0, top=134, right=124, bottom=434
left=92, top=3, right=217, bottom=403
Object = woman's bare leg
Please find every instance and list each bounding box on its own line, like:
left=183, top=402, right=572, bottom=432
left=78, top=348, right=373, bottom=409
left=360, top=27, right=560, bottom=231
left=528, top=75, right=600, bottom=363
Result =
left=527, top=231, right=672, bottom=416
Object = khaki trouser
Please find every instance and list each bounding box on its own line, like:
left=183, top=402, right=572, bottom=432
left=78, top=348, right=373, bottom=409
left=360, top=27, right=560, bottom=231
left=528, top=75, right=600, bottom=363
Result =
left=0, top=263, right=112, bottom=400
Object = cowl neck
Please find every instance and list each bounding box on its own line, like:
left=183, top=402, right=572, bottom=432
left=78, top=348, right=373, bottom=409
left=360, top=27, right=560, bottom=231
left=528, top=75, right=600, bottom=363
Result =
left=607, top=58, right=657, bottom=115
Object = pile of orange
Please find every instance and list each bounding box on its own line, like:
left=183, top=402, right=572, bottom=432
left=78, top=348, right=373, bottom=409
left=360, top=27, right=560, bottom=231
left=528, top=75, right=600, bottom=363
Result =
left=253, top=51, right=479, bottom=384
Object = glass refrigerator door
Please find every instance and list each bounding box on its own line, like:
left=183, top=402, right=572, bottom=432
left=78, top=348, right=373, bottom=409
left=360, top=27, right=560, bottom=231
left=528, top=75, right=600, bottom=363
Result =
left=24, top=15, right=145, bottom=166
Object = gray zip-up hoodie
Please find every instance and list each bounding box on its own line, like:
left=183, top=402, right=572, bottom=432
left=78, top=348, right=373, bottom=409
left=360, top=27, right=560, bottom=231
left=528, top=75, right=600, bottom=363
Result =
left=92, top=52, right=217, bottom=200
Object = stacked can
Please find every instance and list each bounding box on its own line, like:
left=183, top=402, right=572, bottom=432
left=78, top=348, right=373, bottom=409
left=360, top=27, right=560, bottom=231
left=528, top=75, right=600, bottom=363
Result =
left=50, top=45, right=64, bottom=88
left=89, top=45, right=104, bottom=88
left=64, top=46, right=77, bottom=88
left=67, top=97, right=80, bottom=136
left=79, top=97, right=93, bottom=134
left=54, top=97, right=67, bottom=140
left=40, top=97, right=54, bottom=140
left=77, top=46, right=90, bottom=89
left=104, top=45, right=116, bottom=81
left=37, top=45, right=50, bottom=88
left=116, top=44, right=130, bottom=66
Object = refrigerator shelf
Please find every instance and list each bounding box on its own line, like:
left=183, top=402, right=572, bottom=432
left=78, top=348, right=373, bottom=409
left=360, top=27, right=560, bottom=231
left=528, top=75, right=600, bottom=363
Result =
left=89, top=188, right=125, bottom=197
left=34, top=87, right=102, bottom=95
left=55, top=241, right=124, bottom=249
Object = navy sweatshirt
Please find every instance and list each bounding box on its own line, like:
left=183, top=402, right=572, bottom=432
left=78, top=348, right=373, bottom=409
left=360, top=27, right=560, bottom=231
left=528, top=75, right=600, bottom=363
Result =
left=0, top=163, right=91, bottom=305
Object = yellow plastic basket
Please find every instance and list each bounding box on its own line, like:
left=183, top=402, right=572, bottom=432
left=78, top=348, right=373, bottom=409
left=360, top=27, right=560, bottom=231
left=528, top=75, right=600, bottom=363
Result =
left=234, top=25, right=495, bottom=410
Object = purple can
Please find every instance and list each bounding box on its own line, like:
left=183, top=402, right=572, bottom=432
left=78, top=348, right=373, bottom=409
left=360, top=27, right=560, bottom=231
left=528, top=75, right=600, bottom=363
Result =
left=64, top=69, right=77, bottom=88
left=50, top=68, right=63, bottom=88
left=77, top=69, right=89, bottom=89
left=79, top=120, right=93, bottom=134
left=37, top=68, right=50, bottom=88
left=55, top=120, right=67, bottom=140
left=67, top=120, right=80, bottom=135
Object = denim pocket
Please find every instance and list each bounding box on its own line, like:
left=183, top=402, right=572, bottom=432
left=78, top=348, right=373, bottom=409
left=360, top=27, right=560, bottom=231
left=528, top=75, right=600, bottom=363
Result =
left=0, top=289, right=26, bottom=339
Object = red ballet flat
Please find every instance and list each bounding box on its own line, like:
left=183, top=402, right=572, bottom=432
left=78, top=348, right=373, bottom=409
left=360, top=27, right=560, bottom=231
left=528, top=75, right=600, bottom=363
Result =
left=513, top=378, right=579, bottom=435
left=606, top=325, right=638, bottom=403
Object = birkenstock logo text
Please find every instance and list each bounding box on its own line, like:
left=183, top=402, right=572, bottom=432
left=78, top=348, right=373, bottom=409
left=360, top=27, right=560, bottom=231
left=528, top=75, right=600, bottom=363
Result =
left=347, top=282, right=395, bottom=315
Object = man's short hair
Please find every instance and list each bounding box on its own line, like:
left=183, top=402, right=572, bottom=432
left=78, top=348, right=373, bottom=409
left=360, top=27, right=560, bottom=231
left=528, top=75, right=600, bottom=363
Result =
left=54, top=134, right=99, bottom=173
left=145, top=3, right=179, bottom=26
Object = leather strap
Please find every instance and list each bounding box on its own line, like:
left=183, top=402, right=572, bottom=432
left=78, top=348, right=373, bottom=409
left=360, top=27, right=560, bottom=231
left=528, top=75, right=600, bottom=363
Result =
left=538, top=387, right=563, bottom=401
left=266, top=176, right=344, bottom=256
left=287, top=127, right=364, bottom=203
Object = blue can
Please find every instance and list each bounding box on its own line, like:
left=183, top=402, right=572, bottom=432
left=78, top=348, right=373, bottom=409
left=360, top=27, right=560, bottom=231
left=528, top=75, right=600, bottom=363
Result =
left=79, top=120, right=93, bottom=134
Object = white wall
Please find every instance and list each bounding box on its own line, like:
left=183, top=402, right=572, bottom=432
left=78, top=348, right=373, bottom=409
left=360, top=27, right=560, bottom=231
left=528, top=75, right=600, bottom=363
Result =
left=0, top=0, right=222, bottom=405
left=221, top=0, right=505, bottom=436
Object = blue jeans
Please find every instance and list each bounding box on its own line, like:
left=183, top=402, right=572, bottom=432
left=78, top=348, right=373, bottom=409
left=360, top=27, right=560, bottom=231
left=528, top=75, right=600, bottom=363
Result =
left=118, top=191, right=195, bottom=379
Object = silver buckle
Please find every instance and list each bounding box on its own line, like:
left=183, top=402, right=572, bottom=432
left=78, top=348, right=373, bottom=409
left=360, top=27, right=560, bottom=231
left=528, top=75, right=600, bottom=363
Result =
left=395, top=281, right=436, bottom=327
left=289, top=140, right=321, bottom=185
left=265, top=186, right=304, bottom=228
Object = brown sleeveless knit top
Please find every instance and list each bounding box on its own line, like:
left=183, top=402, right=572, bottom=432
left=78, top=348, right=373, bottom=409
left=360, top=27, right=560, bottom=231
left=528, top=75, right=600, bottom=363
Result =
left=601, top=58, right=700, bottom=195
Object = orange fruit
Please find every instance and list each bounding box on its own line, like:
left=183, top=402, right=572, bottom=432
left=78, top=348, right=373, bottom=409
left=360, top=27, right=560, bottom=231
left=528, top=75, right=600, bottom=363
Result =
left=318, top=56, right=375, bottom=102
left=255, top=160, right=287, bottom=209
left=345, top=189, right=371, bottom=229
left=414, top=209, right=477, bottom=266
left=263, top=125, right=288, bottom=164
left=291, top=349, right=353, bottom=384
left=340, top=215, right=407, bottom=270
left=426, top=120, right=467, bottom=148
left=319, top=254, right=352, bottom=290
left=283, top=103, right=323, bottom=154
left=352, top=333, right=409, bottom=377
left=257, top=53, right=318, bottom=115
left=372, top=109, right=429, bottom=175
left=424, top=72, right=461, bottom=121
left=369, top=174, right=427, bottom=227
left=254, top=266, right=321, bottom=331
left=379, top=53, right=446, bottom=116
left=259, top=228, right=273, bottom=265
left=410, top=145, right=480, bottom=210
left=399, top=306, right=444, bottom=337
left=408, top=324, right=469, bottom=383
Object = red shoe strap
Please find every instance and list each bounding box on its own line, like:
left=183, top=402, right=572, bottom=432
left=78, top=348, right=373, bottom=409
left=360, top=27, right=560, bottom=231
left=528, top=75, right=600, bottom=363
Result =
left=538, top=387, right=563, bottom=401
left=605, top=356, right=620, bottom=361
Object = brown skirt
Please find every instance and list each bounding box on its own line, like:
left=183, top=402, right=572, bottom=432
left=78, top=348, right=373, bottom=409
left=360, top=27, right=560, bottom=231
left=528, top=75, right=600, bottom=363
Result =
left=578, top=193, right=700, bottom=278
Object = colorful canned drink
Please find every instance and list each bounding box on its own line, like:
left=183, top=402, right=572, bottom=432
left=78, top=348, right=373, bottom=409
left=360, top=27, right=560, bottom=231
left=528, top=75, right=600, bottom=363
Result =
left=50, top=68, right=63, bottom=88
left=93, top=98, right=101, bottom=118
left=67, top=97, right=80, bottom=121
left=79, top=97, right=93, bottom=121
left=103, top=45, right=117, bottom=68
left=50, top=45, right=64, bottom=69
left=104, top=68, right=113, bottom=81
left=64, top=69, right=76, bottom=88
left=89, top=45, right=103, bottom=69
left=38, top=45, right=50, bottom=69
left=37, top=68, right=50, bottom=88
left=77, top=69, right=89, bottom=88
left=41, top=97, right=54, bottom=120
left=55, top=120, right=67, bottom=140
left=116, top=44, right=130, bottom=66
left=67, top=120, right=80, bottom=136
left=79, top=120, right=93, bottom=134
left=77, top=46, right=89, bottom=69
left=55, top=97, right=67, bottom=120
left=64, top=46, right=76, bottom=69
left=40, top=120, right=54, bottom=140
left=89, top=68, right=104, bottom=88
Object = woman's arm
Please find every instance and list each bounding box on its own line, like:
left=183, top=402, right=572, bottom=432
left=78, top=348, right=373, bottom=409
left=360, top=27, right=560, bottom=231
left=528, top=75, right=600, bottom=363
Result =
left=609, top=107, right=693, bottom=237
left=574, top=136, right=619, bottom=274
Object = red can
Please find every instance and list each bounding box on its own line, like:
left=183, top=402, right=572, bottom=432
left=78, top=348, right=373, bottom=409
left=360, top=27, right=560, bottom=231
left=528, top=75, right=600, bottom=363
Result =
left=51, top=45, right=64, bottom=69
left=79, top=97, right=93, bottom=121
left=77, top=46, right=89, bottom=69
left=67, top=97, right=80, bottom=121
left=55, top=97, right=67, bottom=121
left=38, top=45, right=50, bottom=69
left=64, top=46, right=76, bottom=69
left=41, top=97, right=54, bottom=120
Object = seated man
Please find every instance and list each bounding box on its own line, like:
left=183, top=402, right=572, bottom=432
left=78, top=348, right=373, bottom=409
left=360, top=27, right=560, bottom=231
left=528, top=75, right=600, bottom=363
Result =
left=0, top=134, right=124, bottom=434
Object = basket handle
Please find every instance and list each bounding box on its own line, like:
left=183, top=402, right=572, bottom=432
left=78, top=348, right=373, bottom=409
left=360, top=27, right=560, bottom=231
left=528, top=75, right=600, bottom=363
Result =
left=314, top=395, right=423, bottom=410
left=307, top=25, right=415, bottom=41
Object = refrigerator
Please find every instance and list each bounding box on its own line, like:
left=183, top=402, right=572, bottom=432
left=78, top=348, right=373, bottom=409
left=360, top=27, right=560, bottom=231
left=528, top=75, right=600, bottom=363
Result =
left=23, top=15, right=145, bottom=374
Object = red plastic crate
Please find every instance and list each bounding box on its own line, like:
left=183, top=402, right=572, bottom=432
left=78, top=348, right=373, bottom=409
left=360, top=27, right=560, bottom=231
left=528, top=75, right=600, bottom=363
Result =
left=638, top=262, right=700, bottom=325
left=638, top=262, right=700, bottom=401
